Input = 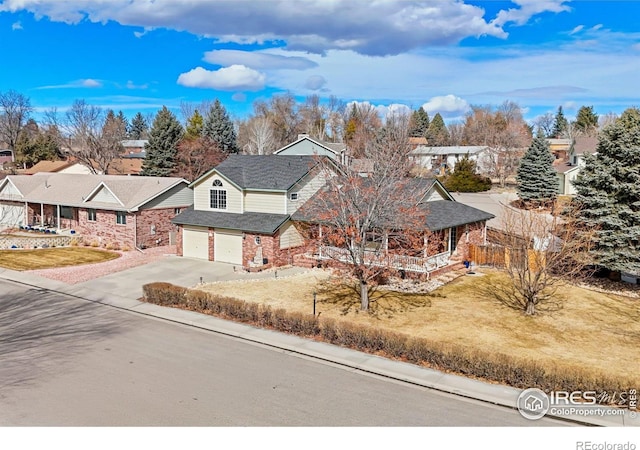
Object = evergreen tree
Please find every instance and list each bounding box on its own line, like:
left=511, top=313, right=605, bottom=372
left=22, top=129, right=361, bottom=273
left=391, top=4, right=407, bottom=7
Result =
left=409, top=106, right=430, bottom=137
left=552, top=106, right=569, bottom=138
left=516, top=133, right=558, bottom=204
left=185, top=110, right=204, bottom=139
left=141, top=106, right=184, bottom=177
left=574, top=105, right=598, bottom=135
left=426, top=112, right=449, bottom=145
left=129, top=112, right=149, bottom=139
left=442, top=154, right=492, bottom=192
left=571, top=107, right=640, bottom=274
left=202, top=99, right=238, bottom=153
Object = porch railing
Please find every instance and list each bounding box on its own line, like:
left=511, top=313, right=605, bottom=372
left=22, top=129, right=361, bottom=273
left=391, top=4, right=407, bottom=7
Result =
left=318, top=245, right=451, bottom=274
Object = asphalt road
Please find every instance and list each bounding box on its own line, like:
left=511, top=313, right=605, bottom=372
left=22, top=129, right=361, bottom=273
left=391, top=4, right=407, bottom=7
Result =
left=0, top=279, right=566, bottom=426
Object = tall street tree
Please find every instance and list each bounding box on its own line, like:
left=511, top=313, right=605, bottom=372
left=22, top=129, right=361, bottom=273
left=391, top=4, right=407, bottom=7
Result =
left=516, top=133, right=558, bottom=206
left=426, top=112, right=449, bottom=145
left=128, top=112, right=149, bottom=139
left=141, top=106, right=184, bottom=177
left=571, top=107, right=640, bottom=274
left=202, top=99, right=238, bottom=153
left=574, top=105, right=599, bottom=136
left=552, top=106, right=569, bottom=138
left=409, top=106, right=430, bottom=138
left=0, top=90, right=32, bottom=159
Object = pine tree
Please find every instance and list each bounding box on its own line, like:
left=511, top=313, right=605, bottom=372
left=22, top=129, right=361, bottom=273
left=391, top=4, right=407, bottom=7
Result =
left=202, top=99, right=238, bottom=153
left=409, top=107, right=430, bottom=137
left=185, top=110, right=204, bottom=139
left=442, top=154, right=492, bottom=192
left=426, top=112, right=449, bottom=145
left=574, top=105, right=598, bottom=135
left=516, top=134, right=558, bottom=204
left=552, top=106, right=569, bottom=138
left=571, top=107, right=640, bottom=274
left=141, top=106, right=184, bottom=177
left=129, top=112, right=149, bottom=139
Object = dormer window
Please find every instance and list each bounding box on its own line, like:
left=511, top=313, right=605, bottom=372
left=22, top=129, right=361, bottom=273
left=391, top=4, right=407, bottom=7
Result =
left=210, top=179, right=227, bottom=210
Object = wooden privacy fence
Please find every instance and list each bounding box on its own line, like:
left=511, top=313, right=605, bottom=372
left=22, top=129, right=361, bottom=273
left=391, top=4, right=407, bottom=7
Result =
left=468, top=244, right=506, bottom=268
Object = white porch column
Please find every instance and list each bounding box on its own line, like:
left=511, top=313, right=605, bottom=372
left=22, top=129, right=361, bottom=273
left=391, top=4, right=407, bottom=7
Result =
left=423, top=234, right=428, bottom=258
left=40, top=203, right=44, bottom=227
left=57, top=205, right=61, bottom=230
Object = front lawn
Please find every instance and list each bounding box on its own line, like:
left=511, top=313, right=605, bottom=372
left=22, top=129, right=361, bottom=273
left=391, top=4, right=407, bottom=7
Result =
left=197, top=269, right=640, bottom=382
left=0, top=247, right=120, bottom=271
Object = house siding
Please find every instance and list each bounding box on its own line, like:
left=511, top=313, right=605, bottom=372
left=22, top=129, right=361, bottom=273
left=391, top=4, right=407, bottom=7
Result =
left=424, top=186, right=447, bottom=202
left=279, top=221, right=304, bottom=249
left=244, top=191, right=285, bottom=214
left=140, top=184, right=193, bottom=209
left=0, top=180, right=21, bottom=199
left=193, top=173, right=243, bottom=213
left=277, top=140, right=338, bottom=159
left=286, top=170, right=328, bottom=215
left=90, top=186, right=121, bottom=204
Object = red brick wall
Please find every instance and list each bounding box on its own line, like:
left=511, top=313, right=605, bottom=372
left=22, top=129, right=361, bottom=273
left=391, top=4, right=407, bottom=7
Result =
left=176, top=225, right=183, bottom=256
left=451, top=222, right=486, bottom=262
left=242, top=231, right=306, bottom=268
left=208, top=230, right=215, bottom=261
left=76, top=208, right=136, bottom=249
left=136, top=208, right=180, bottom=248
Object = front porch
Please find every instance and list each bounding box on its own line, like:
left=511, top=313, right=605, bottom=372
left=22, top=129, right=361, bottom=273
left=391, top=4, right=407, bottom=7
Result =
left=316, top=245, right=453, bottom=275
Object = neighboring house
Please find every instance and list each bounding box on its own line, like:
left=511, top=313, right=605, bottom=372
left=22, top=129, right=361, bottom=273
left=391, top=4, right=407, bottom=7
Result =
left=0, top=149, right=12, bottom=167
left=410, top=145, right=491, bottom=175
left=408, top=137, right=428, bottom=149
left=554, top=136, right=598, bottom=195
left=0, top=173, right=192, bottom=249
left=24, top=159, right=92, bottom=175
left=121, top=140, right=148, bottom=155
left=172, top=155, right=329, bottom=266
left=173, top=154, right=495, bottom=276
left=547, top=138, right=573, bottom=161
left=274, top=134, right=348, bottom=165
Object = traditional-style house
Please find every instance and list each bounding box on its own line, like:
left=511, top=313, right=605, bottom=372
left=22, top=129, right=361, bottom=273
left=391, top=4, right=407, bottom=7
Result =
left=0, top=173, right=191, bottom=249
left=172, top=154, right=495, bottom=277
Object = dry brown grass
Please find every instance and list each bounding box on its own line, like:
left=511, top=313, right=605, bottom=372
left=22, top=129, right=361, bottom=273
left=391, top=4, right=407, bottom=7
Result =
left=0, top=247, right=120, bottom=271
left=198, top=268, right=640, bottom=381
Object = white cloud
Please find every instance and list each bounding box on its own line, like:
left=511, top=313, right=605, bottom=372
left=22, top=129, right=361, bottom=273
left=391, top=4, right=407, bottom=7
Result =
left=231, top=92, right=247, bottom=102
left=0, top=0, right=571, bottom=56
left=203, top=49, right=317, bottom=70
left=177, top=65, right=266, bottom=91
left=125, top=80, right=148, bottom=90
left=11, top=21, right=22, bottom=30
left=492, top=0, right=571, bottom=27
left=569, top=25, right=584, bottom=35
left=422, top=95, right=470, bottom=116
left=304, top=75, right=327, bottom=91
left=36, top=78, right=103, bottom=89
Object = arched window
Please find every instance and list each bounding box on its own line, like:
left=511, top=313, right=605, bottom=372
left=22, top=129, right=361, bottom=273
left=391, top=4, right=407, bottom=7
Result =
left=210, top=179, right=227, bottom=209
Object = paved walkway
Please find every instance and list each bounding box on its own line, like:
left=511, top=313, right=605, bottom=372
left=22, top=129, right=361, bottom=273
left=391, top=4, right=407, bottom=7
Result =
left=0, top=255, right=636, bottom=427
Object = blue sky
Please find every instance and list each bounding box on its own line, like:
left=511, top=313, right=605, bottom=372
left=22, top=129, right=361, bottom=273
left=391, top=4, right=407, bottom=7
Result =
left=1, top=0, right=639, bottom=126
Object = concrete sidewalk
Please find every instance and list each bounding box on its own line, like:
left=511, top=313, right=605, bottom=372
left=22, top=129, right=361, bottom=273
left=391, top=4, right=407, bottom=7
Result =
left=1, top=258, right=637, bottom=427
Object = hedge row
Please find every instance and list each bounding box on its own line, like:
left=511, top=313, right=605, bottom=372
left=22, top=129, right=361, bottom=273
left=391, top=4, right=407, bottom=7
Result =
left=142, top=282, right=634, bottom=401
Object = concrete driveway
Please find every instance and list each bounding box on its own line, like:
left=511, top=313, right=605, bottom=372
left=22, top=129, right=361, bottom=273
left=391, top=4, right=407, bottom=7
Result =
left=67, top=255, right=309, bottom=302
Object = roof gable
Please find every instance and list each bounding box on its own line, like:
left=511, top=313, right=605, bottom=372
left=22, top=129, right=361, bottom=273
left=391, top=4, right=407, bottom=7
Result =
left=274, top=136, right=346, bottom=156
left=0, top=177, right=23, bottom=198
left=84, top=182, right=124, bottom=206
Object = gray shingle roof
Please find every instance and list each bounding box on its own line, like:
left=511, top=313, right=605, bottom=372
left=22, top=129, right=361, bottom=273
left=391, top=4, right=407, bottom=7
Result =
left=172, top=208, right=289, bottom=234
left=422, top=200, right=495, bottom=230
left=215, top=155, right=318, bottom=190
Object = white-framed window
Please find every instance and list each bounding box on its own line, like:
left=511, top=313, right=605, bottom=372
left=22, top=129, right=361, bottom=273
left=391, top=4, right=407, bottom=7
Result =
left=210, top=179, right=227, bottom=210
left=289, top=192, right=299, bottom=201
left=60, top=206, right=73, bottom=219
left=255, top=236, right=261, bottom=245
left=87, top=208, right=97, bottom=222
left=174, top=207, right=181, bottom=214
left=116, top=211, right=127, bottom=225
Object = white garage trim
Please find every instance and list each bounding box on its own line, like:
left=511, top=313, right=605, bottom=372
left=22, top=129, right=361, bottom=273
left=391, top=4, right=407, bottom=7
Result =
left=0, top=202, right=24, bottom=228
left=214, top=230, right=243, bottom=265
left=183, top=226, right=209, bottom=260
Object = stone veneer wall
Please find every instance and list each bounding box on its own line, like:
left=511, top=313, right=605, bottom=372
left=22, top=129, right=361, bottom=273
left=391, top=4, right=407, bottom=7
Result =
left=0, top=235, right=74, bottom=250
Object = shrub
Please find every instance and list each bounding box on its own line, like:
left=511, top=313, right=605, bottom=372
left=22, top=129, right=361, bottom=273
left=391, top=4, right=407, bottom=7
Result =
left=142, top=282, right=186, bottom=306
left=70, top=238, right=79, bottom=247
left=90, top=240, right=99, bottom=247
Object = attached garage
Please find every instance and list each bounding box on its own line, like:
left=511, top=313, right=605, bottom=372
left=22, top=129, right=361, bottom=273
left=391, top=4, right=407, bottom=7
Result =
left=0, top=202, right=24, bottom=229
left=214, top=230, right=243, bottom=265
left=182, top=226, right=209, bottom=260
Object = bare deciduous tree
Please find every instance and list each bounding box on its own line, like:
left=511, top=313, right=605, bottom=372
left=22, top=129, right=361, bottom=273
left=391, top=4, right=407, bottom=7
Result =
left=299, top=117, right=430, bottom=311
left=0, top=90, right=32, bottom=159
left=482, top=206, right=595, bottom=315
left=244, top=117, right=276, bottom=155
